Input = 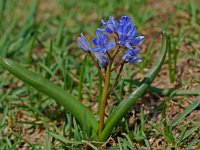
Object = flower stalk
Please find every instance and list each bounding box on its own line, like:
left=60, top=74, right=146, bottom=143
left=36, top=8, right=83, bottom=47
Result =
left=98, top=60, right=111, bottom=135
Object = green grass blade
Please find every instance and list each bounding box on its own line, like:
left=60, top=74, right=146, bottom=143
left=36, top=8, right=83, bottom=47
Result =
left=122, top=133, right=135, bottom=150
left=45, top=133, right=51, bottom=150
left=190, top=0, right=196, bottom=25
left=48, top=132, right=82, bottom=145
left=14, top=133, right=37, bottom=149
left=168, top=35, right=174, bottom=83
left=117, top=137, right=123, bottom=150
left=0, top=0, right=6, bottom=20
left=0, top=57, right=98, bottom=138
left=181, top=123, right=200, bottom=143
left=99, top=32, right=168, bottom=141
left=26, top=34, right=35, bottom=64
left=45, top=40, right=53, bottom=78
left=177, top=123, right=189, bottom=144
left=150, top=123, right=175, bottom=145
left=170, top=96, right=200, bottom=127
left=185, top=135, right=199, bottom=150
left=0, top=103, right=9, bottom=134
left=0, top=17, right=18, bottom=57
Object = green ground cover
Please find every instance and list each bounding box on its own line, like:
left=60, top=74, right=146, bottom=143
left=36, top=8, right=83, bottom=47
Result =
left=0, top=0, right=200, bottom=149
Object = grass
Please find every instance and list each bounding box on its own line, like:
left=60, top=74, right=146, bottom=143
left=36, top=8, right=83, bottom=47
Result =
left=0, top=0, right=200, bottom=149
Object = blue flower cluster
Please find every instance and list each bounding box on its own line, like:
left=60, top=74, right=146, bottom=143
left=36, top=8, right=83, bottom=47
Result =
left=77, top=16, right=144, bottom=68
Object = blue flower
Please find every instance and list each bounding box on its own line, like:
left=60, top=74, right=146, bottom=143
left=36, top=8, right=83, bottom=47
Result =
left=117, top=23, right=135, bottom=46
left=124, top=35, right=145, bottom=49
left=101, top=16, right=144, bottom=50
left=91, top=28, right=115, bottom=53
left=77, top=16, right=144, bottom=68
left=115, top=16, right=144, bottom=49
left=122, top=49, right=141, bottom=63
left=77, top=33, right=91, bottom=52
left=119, top=16, right=132, bottom=25
left=101, top=16, right=118, bottom=34
left=93, top=52, right=109, bottom=68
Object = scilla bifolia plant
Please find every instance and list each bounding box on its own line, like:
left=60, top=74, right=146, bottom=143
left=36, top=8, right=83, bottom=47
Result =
left=77, top=16, right=144, bottom=136
left=0, top=16, right=167, bottom=141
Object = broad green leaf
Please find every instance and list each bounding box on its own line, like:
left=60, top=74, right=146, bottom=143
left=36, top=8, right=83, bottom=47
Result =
left=0, top=57, right=98, bottom=138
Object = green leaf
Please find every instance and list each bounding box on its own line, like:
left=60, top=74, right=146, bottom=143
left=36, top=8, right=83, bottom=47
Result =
left=0, top=57, right=98, bottom=138
left=170, top=96, right=200, bottom=127
left=99, top=31, right=168, bottom=141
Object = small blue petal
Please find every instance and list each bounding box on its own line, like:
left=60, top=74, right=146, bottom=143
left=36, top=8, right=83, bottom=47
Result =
left=122, top=49, right=141, bottom=64
left=92, top=28, right=116, bottom=53
left=77, top=33, right=91, bottom=52
left=131, top=36, right=145, bottom=46
left=124, top=24, right=132, bottom=34
left=105, top=42, right=115, bottom=50
left=93, top=52, right=109, bottom=68
left=92, top=38, right=99, bottom=46
left=117, top=23, right=124, bottom=35
left=101, top=48, right=107, bottom=53
left=119, top=16, right=132, bottom=25
left=103, top=34, right=109, bottom=44
left=110, top=16, right=117, bottom=25
left=101, top=16, right=118, bottom=34
left=129, top=57, right=141, bottom=63
left=125, top=42, right=132, bottom=49
left=127, top=25, right=136, bottom=36
left=105, top=26, right=114, bottom=34
left=90, top=47, right=102, bottom=52
left=96, top=28, right=104, bottom=38
left=101, top=19, right=106, bottom=26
